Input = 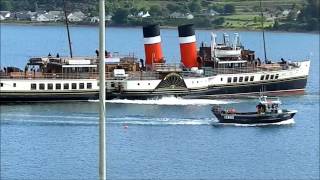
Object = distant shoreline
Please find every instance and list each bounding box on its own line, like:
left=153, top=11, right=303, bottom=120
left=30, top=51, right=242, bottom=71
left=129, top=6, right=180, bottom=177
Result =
left=1, top=21, right=319, bottom=34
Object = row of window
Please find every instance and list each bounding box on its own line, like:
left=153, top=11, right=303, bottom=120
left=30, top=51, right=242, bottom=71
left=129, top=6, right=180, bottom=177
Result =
left=31, top=82, right=93, bottom=90
left=227, top=74, right=280, bottom=84
left=227, top=76, right=255, bottom=83
left=260, top=74, right=279, bottom=81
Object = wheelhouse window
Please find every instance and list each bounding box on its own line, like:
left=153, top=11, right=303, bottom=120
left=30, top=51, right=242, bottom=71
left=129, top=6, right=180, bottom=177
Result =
left=13, top=83, right=16, bottom=87
left=0, top=83, right=3, bottom=87
left=221, top=78, right=223, bottom=81
left=270, top=75, right=274, bottom=80
left=87, top=83, right=92, bottom=89
left=72, top=83, right=77, bottom=89
left=39, top=83, right=45, bottom=90
left=48, top=83, right=53, bottom=90
left=245, top=76, right=249, bottom=82
left=79, top=83, right=84, bottom=89
left=250, top=76, right=254, bottom=81
left=266, top=75, right=270, bottom=80
left=239, top=77, right=243, bottom=82
left=260, top=75, right=265, bottom=80
left=31, top=83, right=36, bottom=90
left=227, top=77, right=232, bottom=83
left=233, top=77, right=237, bottom=83
left=64, top=83, right=69, bottom=90
left=56, top=83, right=61, bottom=90
left=275, top=74, right=279, bottom=79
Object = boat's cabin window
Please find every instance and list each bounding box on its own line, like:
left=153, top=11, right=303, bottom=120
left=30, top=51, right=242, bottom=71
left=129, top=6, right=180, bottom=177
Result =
left=239, top=77, right=243, bottom=82
left=31, top=83, right=36, bottom=90
left=221, top=78, right=223, bottom=81
left=13, top=83, right=16, bottom=87
left=87, top=83, right=92, bottom=89
left=270, top=75, right=274, bottom=79
left=245, top=76, right=249, bottom=82
left=227, top=77, right=232, bottom=83
left=56, top=84, right=61, bottom=90
left=79, top=83, right=84, bottom=89
left=48, top=83, right=53, bottom=90
left=111, top=82, right=115, bottom=87
left=64, top=83, right=69, bottom=90
left=39, top=83, right=45, bottom=90
left=260, top=75, right=264, bottom=80
left=250, top=76, right=254, bottom=81
left=72, top=83, right=77, bottom=89
left=0, top=83, right=3, bottom=87
left=275, top=74, right=279, bottom=79
left=233, top=77, right=237, bottom=83
left=266, top=74, right=269, bottom=80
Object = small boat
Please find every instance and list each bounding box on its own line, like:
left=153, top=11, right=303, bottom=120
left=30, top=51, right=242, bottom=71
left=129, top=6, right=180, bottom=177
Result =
left=211, top=96, right=297, bottom=124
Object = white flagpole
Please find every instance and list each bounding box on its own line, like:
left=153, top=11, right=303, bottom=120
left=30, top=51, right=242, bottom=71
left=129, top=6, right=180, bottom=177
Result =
left=98, top=0, right=106, bottom=179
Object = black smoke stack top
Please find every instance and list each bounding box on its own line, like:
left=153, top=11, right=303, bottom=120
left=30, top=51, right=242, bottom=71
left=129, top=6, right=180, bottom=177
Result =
left=143, top=24, right=160, bottom=38
left=178, top=24, right=195, bottom=37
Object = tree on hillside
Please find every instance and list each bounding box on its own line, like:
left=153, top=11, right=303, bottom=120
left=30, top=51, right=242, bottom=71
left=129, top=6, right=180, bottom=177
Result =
left=112, top=8, right=129, bottom=24
left=224, top=4, right=235, bottom=14
left=297, top=0, right=319, bottom=30
left=166, top=3, right=179, bottom=13
left=0, top=0, right=13, bottom=11
left=210, top=4, right=224, bottom=13
left=188, top=0, right=201, bottom=13
left=149, top=5, right=162, bottom=16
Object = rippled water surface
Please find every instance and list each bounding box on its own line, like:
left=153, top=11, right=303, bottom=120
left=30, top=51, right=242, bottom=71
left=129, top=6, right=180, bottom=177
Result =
left=1, top=24, right=319, bottom=180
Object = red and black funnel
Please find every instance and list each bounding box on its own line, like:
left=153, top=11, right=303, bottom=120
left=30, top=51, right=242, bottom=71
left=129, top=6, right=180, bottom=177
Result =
left=178, top=24, right=198, bottom=68
left=143, top=24, right=164, bottom=67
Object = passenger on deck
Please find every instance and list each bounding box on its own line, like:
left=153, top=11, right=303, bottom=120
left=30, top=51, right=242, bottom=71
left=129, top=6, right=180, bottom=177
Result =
left=56, top=53, right=60, bottom=58
left=95, top=49, right=99, bottom=57
left=48, top=53, right=52, bottom=57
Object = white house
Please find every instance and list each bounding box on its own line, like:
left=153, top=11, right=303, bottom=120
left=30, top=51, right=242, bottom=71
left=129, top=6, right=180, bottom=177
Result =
left=282, top=10, right=291, bottom=17
left=68, top=11, right=86, bottom=22
left=0, top=11, right=11, bottom=19
left=186, top=13, right=194, bottom=20
left=137, top=11, right=150, bottom=18
left=90, top=16, right=99, bottom=23
left=141, top=11, right=150, bottom=18
left=36, top=14, right=50, bottom=22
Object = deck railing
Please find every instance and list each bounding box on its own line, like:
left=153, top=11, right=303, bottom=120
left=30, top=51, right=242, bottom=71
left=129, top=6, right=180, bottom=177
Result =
left=0, top=63, right=300, bottom=80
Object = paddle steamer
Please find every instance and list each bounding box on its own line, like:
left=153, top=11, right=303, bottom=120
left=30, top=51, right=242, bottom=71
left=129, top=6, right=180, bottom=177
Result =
left=0, top=24, right=310, bottom=101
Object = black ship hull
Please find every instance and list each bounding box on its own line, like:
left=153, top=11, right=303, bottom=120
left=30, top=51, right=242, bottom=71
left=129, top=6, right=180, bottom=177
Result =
left=110, top=76, right=308, bottom=99
left=0, top=76, right=308, bottom=102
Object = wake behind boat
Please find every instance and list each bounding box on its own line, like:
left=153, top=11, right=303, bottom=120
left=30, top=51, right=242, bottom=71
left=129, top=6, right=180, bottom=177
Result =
left=211, top=96, right=297, bottom=124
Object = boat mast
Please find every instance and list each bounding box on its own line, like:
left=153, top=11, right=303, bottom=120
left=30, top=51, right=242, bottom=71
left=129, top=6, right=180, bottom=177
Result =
left=98, top=0, right=106, bottom=179
left=259, top=0, right=267, bottom=63
left=63, top=0, right=73, bottom=58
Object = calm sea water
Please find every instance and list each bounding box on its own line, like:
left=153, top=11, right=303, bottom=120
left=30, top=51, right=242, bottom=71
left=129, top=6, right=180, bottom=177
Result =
left=0, top=24, right=319, bottom=180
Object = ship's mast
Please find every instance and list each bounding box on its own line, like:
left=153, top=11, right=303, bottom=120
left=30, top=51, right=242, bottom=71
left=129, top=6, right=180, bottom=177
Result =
left=63, top=0, right=73, bottom=58
left=259, top=0, right=267, bottom=63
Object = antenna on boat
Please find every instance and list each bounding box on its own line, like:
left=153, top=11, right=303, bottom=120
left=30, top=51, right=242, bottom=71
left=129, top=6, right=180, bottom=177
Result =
left=63, top=0, right=73, bottom=58
left=259, top=0, right=267, bottom=63
left=98, top=0, right=106, bottom=179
